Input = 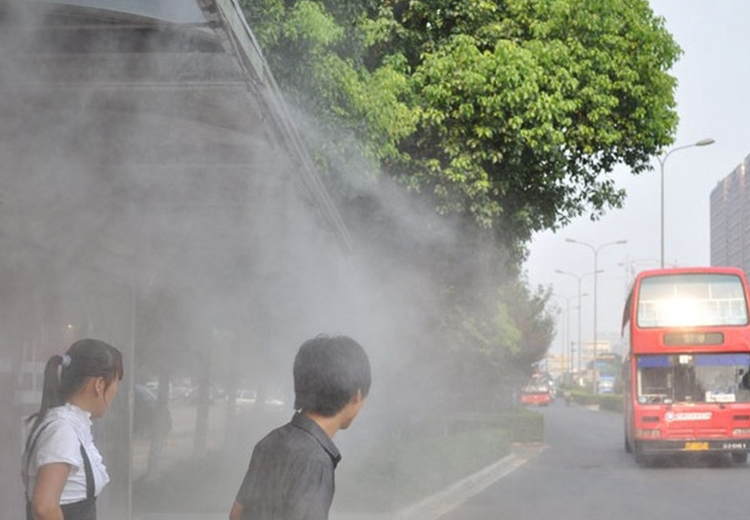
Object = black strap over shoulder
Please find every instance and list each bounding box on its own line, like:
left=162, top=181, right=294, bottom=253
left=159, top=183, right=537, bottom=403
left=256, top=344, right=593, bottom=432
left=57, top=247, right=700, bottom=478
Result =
left=24, top=421, right=48, bottom=457
left=79, top=444, right=95, bottom=499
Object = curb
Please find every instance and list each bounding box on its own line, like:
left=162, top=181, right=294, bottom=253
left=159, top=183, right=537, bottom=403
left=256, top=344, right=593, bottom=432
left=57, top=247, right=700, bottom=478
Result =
left=393, top=445, right=544, bottom=520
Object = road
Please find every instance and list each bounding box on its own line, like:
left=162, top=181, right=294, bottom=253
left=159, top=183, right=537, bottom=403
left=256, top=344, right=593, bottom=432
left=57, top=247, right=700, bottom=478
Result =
left=439, top=401, right=750, bottom=520
left=135, top=400, right=750, bottom=520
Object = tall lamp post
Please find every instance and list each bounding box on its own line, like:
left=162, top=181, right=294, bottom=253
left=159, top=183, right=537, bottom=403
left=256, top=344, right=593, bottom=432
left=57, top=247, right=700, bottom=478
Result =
left=565, top=238, right=628, bottom=393
left=555, top=269, right=597, bottom=373
left=551, top=294, right=575, bottom=376
left=658, top=138, right=715, bottom=268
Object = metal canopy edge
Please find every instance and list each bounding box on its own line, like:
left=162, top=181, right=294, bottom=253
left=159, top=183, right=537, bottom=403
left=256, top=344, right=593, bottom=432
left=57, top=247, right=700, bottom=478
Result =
left=197, top=0, right=354, bottom=253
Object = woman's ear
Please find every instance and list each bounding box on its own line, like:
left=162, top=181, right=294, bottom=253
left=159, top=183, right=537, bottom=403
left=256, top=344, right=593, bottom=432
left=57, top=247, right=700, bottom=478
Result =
left=93, top=376, right=106, bottom=396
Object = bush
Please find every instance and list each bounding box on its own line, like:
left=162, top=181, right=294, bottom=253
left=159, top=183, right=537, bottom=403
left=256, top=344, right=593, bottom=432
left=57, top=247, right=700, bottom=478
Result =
left=446, top=410, right=544, bottom=443
left=598, top=394, right=623, bottom=412
left=506, top=409, right=545, bottom=442
left=570, top=390, right=597, bottom=406
left=569, top=390, right=623, bottom=412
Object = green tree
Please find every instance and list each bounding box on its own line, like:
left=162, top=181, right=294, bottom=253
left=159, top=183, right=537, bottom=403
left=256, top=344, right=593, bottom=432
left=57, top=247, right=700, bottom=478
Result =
left=242, top=0, right=680, bottom=250
left=238, top=0, right=676, bottom=412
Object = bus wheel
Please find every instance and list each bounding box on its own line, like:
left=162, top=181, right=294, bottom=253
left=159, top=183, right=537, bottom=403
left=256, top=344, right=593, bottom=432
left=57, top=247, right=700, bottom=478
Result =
left=731, top=452, right=748, bottom=464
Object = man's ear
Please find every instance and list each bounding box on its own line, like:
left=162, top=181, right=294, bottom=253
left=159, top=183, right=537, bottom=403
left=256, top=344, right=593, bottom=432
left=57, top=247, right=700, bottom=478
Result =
left=351, top=389, right=364, bottom=405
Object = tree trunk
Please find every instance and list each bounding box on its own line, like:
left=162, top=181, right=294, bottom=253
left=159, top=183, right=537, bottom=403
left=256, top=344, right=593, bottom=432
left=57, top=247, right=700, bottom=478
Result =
left=193, top=348, right=211, bottom=458
left=146, top=366, right=171, bottom=479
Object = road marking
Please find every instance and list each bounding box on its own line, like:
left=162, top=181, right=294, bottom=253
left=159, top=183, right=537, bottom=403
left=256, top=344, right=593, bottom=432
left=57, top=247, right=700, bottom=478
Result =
left=396, top=445, right=546, bottom=520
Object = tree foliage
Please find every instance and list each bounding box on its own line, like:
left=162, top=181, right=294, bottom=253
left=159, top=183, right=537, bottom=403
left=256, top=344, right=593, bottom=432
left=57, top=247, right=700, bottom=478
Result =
left=242, top=0, right=680, bottom=249
left=239, top=0, right=679, bottom=407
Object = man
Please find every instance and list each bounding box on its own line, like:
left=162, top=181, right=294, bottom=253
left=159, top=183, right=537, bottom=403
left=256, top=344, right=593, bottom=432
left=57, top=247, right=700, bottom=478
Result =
left=229, top=335, right=371, bottom=520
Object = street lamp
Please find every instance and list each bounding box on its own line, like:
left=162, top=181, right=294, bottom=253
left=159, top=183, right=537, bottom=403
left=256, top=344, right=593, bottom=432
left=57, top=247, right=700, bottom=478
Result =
left=658, top=138, right=715, bottom=268
left=555, top=269, right=597, bottom=373
left=565, top=238, right=628, bottom=393
left=551, top=294, right=575, bottom=376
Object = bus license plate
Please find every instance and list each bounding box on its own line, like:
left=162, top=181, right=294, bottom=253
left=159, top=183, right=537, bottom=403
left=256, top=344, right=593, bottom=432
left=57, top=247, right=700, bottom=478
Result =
left=685, top=442, right=709, bottom=451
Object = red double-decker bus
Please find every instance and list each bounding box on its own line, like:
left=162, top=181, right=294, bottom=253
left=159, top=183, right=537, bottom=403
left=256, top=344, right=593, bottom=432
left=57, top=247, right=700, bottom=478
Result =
left=622, top=267, right=750, bottom=464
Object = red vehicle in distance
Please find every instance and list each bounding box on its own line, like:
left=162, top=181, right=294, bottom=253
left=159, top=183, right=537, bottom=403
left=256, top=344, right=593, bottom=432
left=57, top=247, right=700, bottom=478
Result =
left=622, top=267, right=750, bottom=465
left=520, top=373, right=553, bottom=406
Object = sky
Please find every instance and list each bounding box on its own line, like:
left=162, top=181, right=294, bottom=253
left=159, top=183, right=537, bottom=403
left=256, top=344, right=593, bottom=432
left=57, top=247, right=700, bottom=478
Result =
left=523, top=1, right=750, bottom=362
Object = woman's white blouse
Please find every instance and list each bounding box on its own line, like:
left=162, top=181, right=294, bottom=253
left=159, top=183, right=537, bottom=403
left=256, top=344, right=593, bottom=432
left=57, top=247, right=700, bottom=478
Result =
left=22, top=403, right=110, bottom=504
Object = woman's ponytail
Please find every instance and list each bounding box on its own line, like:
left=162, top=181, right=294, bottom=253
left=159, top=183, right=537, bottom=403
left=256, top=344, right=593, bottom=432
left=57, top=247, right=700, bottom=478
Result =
left=26, top=355, right=66, bottom=436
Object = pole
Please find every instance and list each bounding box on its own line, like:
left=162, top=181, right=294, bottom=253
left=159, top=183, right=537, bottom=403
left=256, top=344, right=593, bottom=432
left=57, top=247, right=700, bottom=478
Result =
left=551, top=293, right=574, bottom=379
left=593, top=250, right=599, bottom=393
left=569, top=341, right=575, bottom=375
left=658, top=138, right=715, bottom=268
left=564, top=239, right=627, bottom=394
left=556, top=269, right=594, bottom=376
left=565, top=298, right=571, bottom=375
left=660, top=156, right=665, bottom=268
left=577, top=278, right=582, bottom=374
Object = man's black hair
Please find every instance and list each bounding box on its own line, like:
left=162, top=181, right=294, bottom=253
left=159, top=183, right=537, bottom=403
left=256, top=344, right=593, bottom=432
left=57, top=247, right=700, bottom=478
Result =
left=293, top=335, right=371, bottom=417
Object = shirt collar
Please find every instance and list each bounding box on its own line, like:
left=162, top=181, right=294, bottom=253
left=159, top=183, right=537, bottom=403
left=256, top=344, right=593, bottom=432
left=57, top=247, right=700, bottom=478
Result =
left=291, top=412, right=342, bottom=468
left=65, top=402, right=93, bottom=426
left=49, top=402, right=92, bottom=429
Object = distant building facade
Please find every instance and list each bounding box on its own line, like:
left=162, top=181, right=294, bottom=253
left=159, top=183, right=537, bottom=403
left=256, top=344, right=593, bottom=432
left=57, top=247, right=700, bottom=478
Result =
left=711, top=155, right=750, bottom=271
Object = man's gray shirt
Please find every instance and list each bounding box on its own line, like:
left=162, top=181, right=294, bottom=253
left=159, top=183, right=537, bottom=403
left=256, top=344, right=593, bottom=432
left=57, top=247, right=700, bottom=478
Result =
left=235, top=412, right=341, bottom=520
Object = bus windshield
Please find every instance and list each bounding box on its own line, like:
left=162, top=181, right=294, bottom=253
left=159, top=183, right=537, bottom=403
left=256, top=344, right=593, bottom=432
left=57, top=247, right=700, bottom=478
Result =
left=523, top=384, right=549, bottom=394
left=636, top=353, right=750, bottom=404
left=637, top=273, right=748, bottom=328
left=523, top=373, right=551, bottom=394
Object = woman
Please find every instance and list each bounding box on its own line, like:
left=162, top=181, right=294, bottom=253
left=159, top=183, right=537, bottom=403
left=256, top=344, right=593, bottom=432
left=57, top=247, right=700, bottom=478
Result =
left=22, top=339, right=124, bottom=520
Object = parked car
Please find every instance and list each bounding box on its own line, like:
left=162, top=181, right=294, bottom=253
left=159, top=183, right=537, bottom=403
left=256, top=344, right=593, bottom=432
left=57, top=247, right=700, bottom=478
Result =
left=235, top=389, right=257, bottom=407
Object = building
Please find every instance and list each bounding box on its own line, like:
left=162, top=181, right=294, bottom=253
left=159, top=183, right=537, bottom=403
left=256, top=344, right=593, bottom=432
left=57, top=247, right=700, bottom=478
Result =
left=710, top=155, right=750, bottom=270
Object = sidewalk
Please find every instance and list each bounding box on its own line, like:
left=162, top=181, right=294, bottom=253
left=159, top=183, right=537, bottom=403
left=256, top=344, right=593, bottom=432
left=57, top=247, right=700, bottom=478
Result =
left=135, top=444, right=544, bottom=520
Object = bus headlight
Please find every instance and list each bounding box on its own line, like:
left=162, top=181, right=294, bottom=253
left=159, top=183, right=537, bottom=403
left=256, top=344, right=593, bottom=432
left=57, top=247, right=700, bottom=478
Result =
left=733, top=428, right=750, bottom=436
left=635, top=429, right=661, bottom=438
